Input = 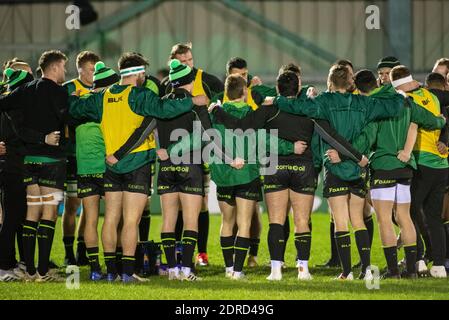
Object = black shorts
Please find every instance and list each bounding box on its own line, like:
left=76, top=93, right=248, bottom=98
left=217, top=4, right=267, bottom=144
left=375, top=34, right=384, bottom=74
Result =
left=217, top=178, right=262, bottom=205
left=77, top=173, right=105, bottom=198
left=104, top=163, right=152, bottom=195
left=263, top=157, right=316, bottom=195
left=323, top=168, right=367, bottom=199
left=157, top=160, right=204, bottom=196
left=370, top=177, right=411, bottom=189
left=23, top=160, right=66, bottom=190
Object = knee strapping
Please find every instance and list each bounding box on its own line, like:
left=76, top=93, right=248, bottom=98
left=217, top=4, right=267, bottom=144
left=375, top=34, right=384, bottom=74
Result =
left=42, top=192, right=64, bottom=205
left=27, top=195, right=43, bottom=206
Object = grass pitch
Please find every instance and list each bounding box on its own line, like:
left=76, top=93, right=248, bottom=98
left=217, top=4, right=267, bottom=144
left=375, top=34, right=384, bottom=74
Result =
left=1, top=213, right=448, bottom=300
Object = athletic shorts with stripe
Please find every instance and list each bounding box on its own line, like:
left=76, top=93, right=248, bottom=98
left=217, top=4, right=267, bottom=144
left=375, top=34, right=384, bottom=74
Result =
left=217, top=178, right=262, bottom=206
left=23, top=160, right=66, bottom=190
left=263, top=157, right=317, bottom=195
left=104, top=162, right=152, bottom=195
left=157, top=160, right=204, bottom=196
left=77, top=173, right=105, bottom=198
left=323, top=168, right=367, bottom=199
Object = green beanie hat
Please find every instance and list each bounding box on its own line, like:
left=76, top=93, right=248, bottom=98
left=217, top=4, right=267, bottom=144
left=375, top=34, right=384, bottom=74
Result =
left=3, top=68, right=33, bottom=91
left=93, top=61, right=120, bottom=89
left=377, top=56, right=400, bottom=70
left=169, top=59, right=194, bottom=88
left=4, top=68, right=27, bottom=87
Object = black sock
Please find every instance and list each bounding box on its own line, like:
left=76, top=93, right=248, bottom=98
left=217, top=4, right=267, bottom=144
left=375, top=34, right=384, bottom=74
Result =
left=197, top=210, right=209, bottom=253
left=233, top=237, right=250, bottom=272
left=383, top=246, right=399, bottom=274
left=404, top=244, right=417, bottom=274
left=115, top=247, right=123, bottom=274
left=249, top=238, right=260, bottom=257
left=63, top=236, right=75, bottom=261
left=175, top=211, right=183, bottom=242
left=86, top=247, right=101, bottom=273
left=104, top=252, right=117, bottom=274
left=220, top=236, right=234, bottom=268
left=335, top=231, right=351, bottom=276
left=76, top=236, right=87, bottom=260
left=268, top=224, right=284, bottom=261
left=354, top=229, right=371, bottom=273
left=17, top=224, right=25, bottom=262
left=282, top=217, right=290, bottom=261
left=122, top=255, right=135, bottom=276
left=22, top=220, right=38, bottom=275
left=161, top=232, right=176, bottom=268
left=364, top=215, right=374, bottom=248
left=330, top=221, right=339, bottom=262
left=182, top=230, right=198, bottom=268
left=139, top=209, right=151, bottom=242
left=37, top=220, right=56, bottom=275
left=295, top=232, right=312, bottom=261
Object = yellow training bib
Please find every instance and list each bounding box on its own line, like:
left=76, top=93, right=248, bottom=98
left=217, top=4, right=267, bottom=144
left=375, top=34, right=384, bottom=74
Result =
left=68, top=79, right=91, bottom=97
left=192, top=69, right=207, bottom=97
left=100, top=85, right=153, bottom=155
left=409, top=88, right=447, bottom=158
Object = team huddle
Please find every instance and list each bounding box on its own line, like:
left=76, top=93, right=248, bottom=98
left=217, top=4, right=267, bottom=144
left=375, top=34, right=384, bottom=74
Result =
left=1, top=42, right=449, bottom=284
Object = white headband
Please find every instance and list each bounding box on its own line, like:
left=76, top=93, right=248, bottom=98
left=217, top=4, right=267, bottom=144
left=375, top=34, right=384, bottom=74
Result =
left=392, top=75, right=413, bottom=88
left=120, top=66, right=145, bottom=77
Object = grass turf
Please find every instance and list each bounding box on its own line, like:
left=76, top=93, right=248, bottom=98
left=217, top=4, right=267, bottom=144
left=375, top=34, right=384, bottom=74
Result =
left=1, top=213, right=448, bottom=300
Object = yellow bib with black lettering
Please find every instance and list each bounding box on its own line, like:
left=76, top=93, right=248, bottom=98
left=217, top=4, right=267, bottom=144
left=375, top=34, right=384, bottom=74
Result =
left=100, top=85, right=152, bottom=155
left=409, top=88, right=447, bottom=158
left=223, top=86, right=258, bottom=111
left=71, top=79, right=91, bottom=97
left=192, top=69, right=207, bottom=97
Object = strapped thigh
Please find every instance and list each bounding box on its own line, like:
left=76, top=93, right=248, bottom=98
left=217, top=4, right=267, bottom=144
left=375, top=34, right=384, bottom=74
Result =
left=26, top=195, right=43, bottom=206
left=42, top=192, right=64, bottom=205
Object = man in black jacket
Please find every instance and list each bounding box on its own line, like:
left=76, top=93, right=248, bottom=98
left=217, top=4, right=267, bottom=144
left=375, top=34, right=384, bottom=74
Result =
left=0, top=66, right=57, bottom=281
left=0, top=50, right=69, bottom=282
left=426, top=72, right=449, bottom=271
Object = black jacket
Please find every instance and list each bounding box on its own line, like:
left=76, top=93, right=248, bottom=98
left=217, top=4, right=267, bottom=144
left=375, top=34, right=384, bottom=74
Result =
left=0, top=78, right=68, bottom=159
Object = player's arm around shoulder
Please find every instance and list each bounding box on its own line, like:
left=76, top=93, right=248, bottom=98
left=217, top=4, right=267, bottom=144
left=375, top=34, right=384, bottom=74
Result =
left=410, top=99, right=446, bottom=130
left=68, top=90, right=103, bottom=123
left=130, top=86, right=207, bottom=119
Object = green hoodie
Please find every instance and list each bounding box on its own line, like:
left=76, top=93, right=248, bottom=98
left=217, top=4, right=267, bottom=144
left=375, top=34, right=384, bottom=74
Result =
left=353, top=84, right=445, bottom=174
left=275, top=89, right=404, bottom=181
